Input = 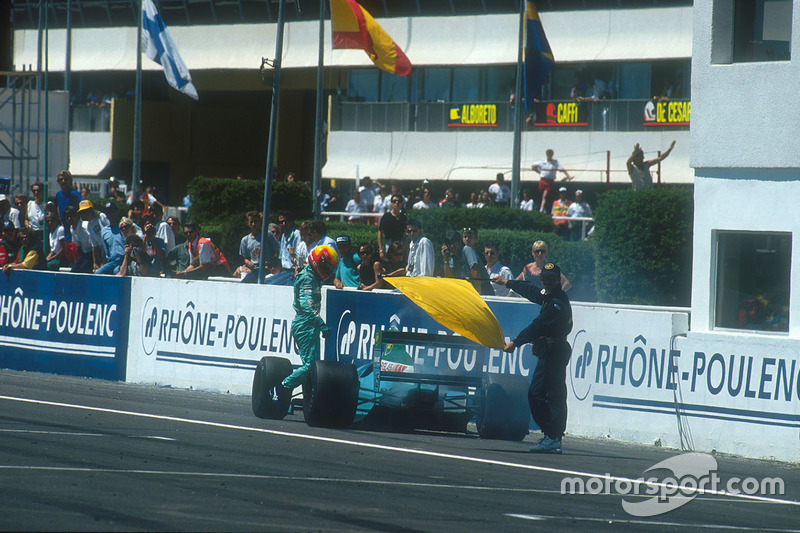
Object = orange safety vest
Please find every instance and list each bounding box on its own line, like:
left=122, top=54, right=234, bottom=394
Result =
left=552, top=200, right=571, bottom=226
left=189, top=237, right=230, bottom=271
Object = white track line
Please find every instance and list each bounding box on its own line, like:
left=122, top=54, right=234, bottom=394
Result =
left=507, top=513, right=800, bottom=532
left=1, top=394, right=797, bottom=509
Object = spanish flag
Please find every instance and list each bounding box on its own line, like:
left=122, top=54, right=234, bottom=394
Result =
left=384, top=277, right=506, bottom=349
left=524, top=2, right=554, bottom=110
left=330, top=0, right=412, bottom=77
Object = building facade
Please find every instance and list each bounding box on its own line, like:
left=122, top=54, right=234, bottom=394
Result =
left=10, top=0, right=692, bottom=202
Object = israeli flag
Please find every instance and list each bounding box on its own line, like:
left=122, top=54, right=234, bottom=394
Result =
left=142, top=0, right=198, bottom=100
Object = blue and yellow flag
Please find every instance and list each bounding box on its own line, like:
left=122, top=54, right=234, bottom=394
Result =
left=383, top=277, right=506, bottom=349
left=524, top=2, right=554, bottom=110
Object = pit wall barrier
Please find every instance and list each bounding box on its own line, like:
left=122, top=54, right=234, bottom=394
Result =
left=0, top=270, right=129, bottom=381
left=1, top=271, right=798, bottom=462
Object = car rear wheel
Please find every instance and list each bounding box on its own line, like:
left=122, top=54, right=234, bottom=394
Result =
left=303, top=360, right=359, bottom=428
left=252, top=356, right=293, bottom=419
left=476, top=373, right=530, bottom=441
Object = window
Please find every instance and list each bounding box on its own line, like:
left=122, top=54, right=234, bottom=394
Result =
left=380, top=72, right=410, bottom=102
left=423, top=68, right=451, bottom=102
left=714, top=231, right=790, bottom=332
left=733, top=0, right=792, bottom=62
left=347, top=70, right=378, bottom=102
left=452, top=67, right=480, bottom=102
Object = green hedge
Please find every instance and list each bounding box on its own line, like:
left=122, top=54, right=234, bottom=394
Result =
left=185, top=176, right=313, bottom=265
left=592, top=186, right=693, bottom=306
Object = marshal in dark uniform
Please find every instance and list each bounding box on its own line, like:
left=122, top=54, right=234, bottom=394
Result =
left=495, top=262, right=573, bottom=454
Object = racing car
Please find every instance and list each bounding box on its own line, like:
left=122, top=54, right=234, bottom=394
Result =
left=251, top=329, right=530, bottom=440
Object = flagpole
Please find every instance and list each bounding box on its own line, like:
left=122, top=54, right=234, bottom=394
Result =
left=511, top=0, right=525, bottom=209
left=257, top=0, right=286, bottom=283
left=133, top=0, right=143, bottom=200
left=312, top=0, right=325, bottom=220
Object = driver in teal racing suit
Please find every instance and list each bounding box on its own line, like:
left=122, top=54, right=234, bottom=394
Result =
left=281, top=244, right=340, bottom=392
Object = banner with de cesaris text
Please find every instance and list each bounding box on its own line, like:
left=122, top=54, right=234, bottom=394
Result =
left=0, top=270, right=130, bottom=380
left=126, top=277, right=298, bottom=394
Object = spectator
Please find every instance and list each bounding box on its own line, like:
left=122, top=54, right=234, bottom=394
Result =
left=278, top=210, right=301, bottom=270
left=96, top=205, right=126, bottom=275
left=358, top=176, right=378, bottom=223
left=78, top=200, right=106, bottom=271
left=268, top=222, right=281, bottom=244
left=520, top=189, right=535, bottom=211
left=309, top=220, right=337, bottom=253
left=142, top=215, right=167, bottom=276
left=44, top=214, right=67, bottom=271
left=0, top=195, right=21, bottom=228
left=587, top=72, right=610, bottom=101
left=13, top=195, right=29, bottom=229
left=441, top=230, right=468, bottom=281
left=150, top=203, right=174, bottom=253
left=373, top=184, right=391, bottom=217
left=551, top=187, right=571, bottom=239
left=166, top=216, right=184, bottom=245
left=378, top=194, right=407, bottom=258
left=627, top=141, right=676, bottom=190
left=390, top=184, right=406, bottom=211
left=116, top=234, right=150, bottom=277
left=233, top=211, right=278, bottom=278
left=176, top=221, right=230, bottom=279
left=570, top=74, right=588, bottom=100
left=2, top=227, right=45, bottom=273
left=128, top=200, right=146, bottom=228
left=27, top=182, right=45, bottom=231
left=294, top=221, right=314, bottom=272
left=566, top=189, right=593, bottom=241
left=461, top=227, right=494, bottom=295
left=345, top=189, right=367, bottom=224
left=484, top=241, right=514, bottom=297
left=412, top=187, right=437, bottom=209
left=164, top=225, right=192, bottom=278
left=64, top=206, right=91, bottom=273
left=0, top=221, right=17, bottom=268
left=382, top=241, right=406, bottom=277
left=439, top=188, right=460, bottom=208
left=489, top=173, right=511, bottom=207
left=319, top=187, right=339, bottom=214
left=333, top=234, right=361, bottom=289
left=516, top=240, right=572, bottom=291
left=80, top=186, right=92, bottom=200
left=478, top=190, right=491, bottom=208
left=55, top=170, right=83, bottom=238
left=127, top=183, right=157, bottom=207
left=531, top=149, right=573, bottom=213
left=465, top=192, right=480, bottom=208
left=357, top=244, right=384, bottom=291
left=405, top=219, right=434, bottom=277
left=108, top=180, right=126, bottom=204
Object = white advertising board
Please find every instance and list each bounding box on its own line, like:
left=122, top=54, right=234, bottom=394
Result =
left=568, top=304, right=800, bottom=462
left=126, top=278, right=299, bottom=395
left=568, top=305, right=690, bottom=447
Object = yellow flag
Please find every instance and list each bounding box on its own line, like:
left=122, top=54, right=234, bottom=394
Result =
left=384, top=277, right=506, bottom=349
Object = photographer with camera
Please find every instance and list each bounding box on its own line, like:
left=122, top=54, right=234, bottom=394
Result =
left=142, top=215, right=167, bottom=276
left=116, top=234, right=150, bottom=277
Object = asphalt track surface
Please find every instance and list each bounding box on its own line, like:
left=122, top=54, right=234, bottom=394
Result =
left=0, top=369, right=798, bottom=532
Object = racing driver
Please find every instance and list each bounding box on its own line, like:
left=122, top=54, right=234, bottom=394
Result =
left=280, top=244, right=340, bottom=402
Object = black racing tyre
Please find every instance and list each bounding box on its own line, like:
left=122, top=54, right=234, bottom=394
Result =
left=476, top=373, right=530, bottom=441
left=302, top=360, right=359, bottom=429
left=252, top=356, right=293, bottom=419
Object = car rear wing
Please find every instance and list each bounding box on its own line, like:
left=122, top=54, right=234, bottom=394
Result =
left=372, top=330, right=490, bottom=389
